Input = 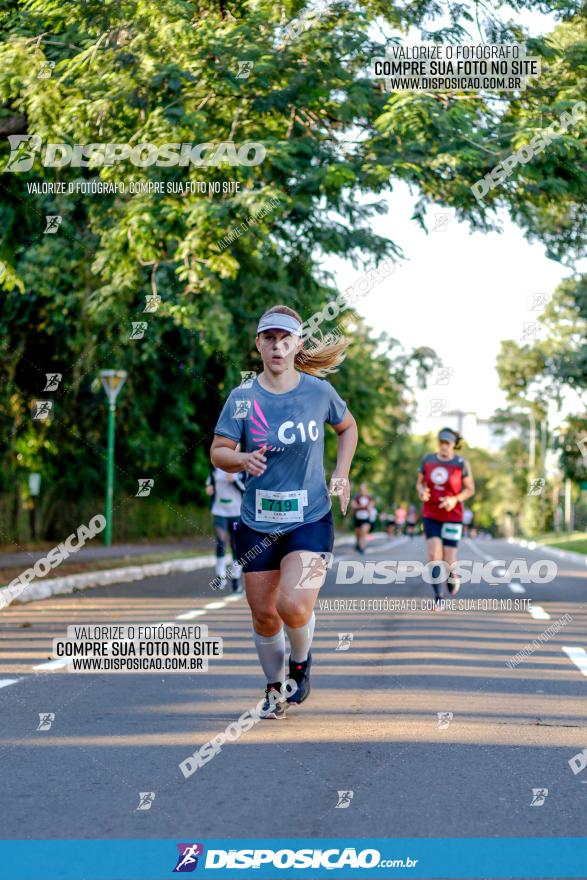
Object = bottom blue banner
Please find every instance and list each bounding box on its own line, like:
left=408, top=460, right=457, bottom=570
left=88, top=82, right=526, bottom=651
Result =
left=1, top=838, right=586, bottom=879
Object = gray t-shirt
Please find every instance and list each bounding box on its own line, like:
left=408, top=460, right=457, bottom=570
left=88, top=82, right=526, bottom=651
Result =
left=214, top=372, right=347, bottom=533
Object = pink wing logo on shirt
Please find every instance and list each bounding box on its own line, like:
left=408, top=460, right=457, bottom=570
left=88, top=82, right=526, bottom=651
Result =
left=250, top=400, right=274, bottom=449
left=249, top=400, right=285, bottom=452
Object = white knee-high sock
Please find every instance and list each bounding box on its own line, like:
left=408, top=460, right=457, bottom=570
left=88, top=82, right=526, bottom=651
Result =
left=284, top=612, right=315, bottom=663
left=253, top=628, right=285, bottom=684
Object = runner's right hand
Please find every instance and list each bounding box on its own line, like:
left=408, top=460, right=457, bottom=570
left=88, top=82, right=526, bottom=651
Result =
left=243, top=446, right=267, bottom=477
left=418, top=485, right=430, bottom=502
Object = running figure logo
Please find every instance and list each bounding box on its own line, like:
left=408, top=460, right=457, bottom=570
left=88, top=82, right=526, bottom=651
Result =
left=296, top=552, right=333, bottom=590
left=239, top=371, right=256, bottom=388
left=144, top=295, right=161, bottom=313
left=437, top=711, right=453, bottom=730
left=44, top=373, right=62, bottom=391
left=32, top=400, right=53, bottom=420
left=530, top=788, right=548, bottom=806
left=335, top=790, right=354, bottom=809
left=136, top=479, right=155, bottom=497
left=433, top=367, right=453, bottom=386
left=173, top=843, right=204, bottom=872
left=528, top=478, right=545, bottom=496
left=232, top=399, right=251, bottom=419
left=136, top=792, right=155, bottom=811
left=429, top=398, right=448, bottom=416
left=129, top=322, right=148, bottom=340
left=44, top=215, right=62, bottom=233
left=335, top=633, right=354, bottom=652
left=37, top=713, right=55, bottom=731
left=329, top=477, right=347, bottom=496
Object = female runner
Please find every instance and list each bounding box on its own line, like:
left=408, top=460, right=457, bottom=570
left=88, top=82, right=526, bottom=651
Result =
left=211, top=305, right=358, bottom=718
left=416, top=427, right=475, bottom=606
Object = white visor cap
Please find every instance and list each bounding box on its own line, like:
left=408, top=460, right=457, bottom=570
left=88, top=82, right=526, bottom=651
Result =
left=256, top=313, right=303, bottom=336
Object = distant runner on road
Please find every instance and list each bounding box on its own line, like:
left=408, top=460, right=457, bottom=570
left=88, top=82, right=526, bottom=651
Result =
left=351, top=484, right=374, bottom=553
left=206, top=467, right=245, bottom=593
left=394, top=503, right=407, bottom=535
left=406, top=504, right=418, bottom=538
left=417, top=427, right=475, bottom=607
left=211, top=304, right=358, bottom=719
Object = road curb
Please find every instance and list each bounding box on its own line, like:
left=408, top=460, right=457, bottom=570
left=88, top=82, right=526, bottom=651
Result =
left=1, top=533, right=382, bottom=609
left=507, top=537, right=587, bottom=566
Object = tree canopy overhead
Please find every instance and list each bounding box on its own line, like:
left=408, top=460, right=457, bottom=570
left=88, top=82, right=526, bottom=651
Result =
left=0, top=0, right=585, bottom=539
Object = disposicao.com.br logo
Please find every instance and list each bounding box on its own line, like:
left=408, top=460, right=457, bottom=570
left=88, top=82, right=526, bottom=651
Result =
left=4, top=135, right=266, bottom=171
left=187, top=845, right=418, bottom=870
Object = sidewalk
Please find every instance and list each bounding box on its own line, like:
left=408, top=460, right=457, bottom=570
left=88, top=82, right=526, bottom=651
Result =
left=0, top=538, right=213, bottom=570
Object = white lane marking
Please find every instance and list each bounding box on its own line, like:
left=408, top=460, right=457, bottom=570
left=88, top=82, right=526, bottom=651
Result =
left=33, top=657, right=70, bottom=671
left=529, top=605, right=550, bottom=620
left=224, top=594, right=243, bottom=602
left=0, top=679, right=19, bottom=688
left=176, top=610, right=207, bottom=620
left=203, top=601, right=226, bottom=610
left=509, top=582, right=526, bottom=594
left=562, top=646, right=587, bottom=677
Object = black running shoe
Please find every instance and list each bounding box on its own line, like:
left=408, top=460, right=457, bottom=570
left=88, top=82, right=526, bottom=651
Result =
left=286, top=652, right=312, bottom=705
left=259, top=682, right=287, bottom=719
left=232, top=578, right=243, bottom=594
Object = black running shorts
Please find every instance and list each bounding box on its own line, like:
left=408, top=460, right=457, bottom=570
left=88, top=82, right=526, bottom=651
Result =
left=235, top=511, right=334, bottom=573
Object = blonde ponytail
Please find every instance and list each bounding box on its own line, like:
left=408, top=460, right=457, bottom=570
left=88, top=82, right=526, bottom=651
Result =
left=258, top=305, right=350, bottom=377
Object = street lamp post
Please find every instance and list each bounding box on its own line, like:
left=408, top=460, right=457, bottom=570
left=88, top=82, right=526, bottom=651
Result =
left=99, top=370, right=127, bottom=546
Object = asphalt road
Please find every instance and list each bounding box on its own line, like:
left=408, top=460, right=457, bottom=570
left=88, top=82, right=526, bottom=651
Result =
left=1, top=535, right=586, bottom=850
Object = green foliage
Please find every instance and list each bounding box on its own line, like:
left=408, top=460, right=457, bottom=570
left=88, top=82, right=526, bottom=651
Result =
left=0, top=0, right=584, bottom=539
